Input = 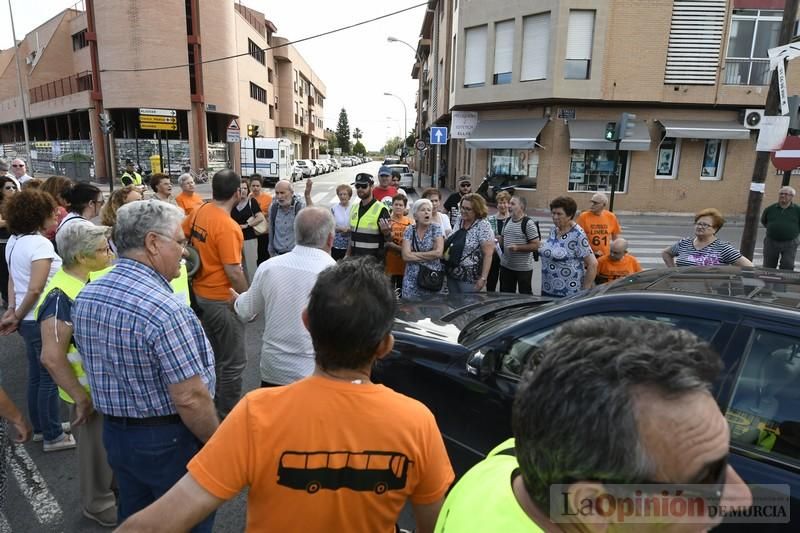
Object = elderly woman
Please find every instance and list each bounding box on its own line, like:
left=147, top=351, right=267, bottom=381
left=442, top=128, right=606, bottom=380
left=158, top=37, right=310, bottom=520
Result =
left=0, top=189, right=74, bottom=451
left=0, top=176, right=18, bottom=307
left=149, top=173, right=178, bottom=206
left=662, top=208, right=752, bottom=267
left=37, top=223, right=117, bottom=526
left=101, top=186, right=142, bottom=228
left=331, top=184, right=353, bottom=261
left=231, top=178, right=263, bottom=282
left=384, top=194, right=413, bottom=292
left=540, top=196, right=597, bottom=298
left=486, top=190, right=512, bottom=292
left=445, top=193, right=494, bottom=294
left=420, top=187, right=452, bottom=236
left=175, top=173, right=204, bottom=217
left=401, top=198, right=444, bottom=300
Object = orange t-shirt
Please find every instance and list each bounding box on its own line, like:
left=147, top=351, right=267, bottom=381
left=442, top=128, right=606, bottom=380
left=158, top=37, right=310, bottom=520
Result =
left=597, top=254, right=642, bottom=283
left=188, top=376, right=454, bottom=532
left=253, top=192, right=272, bottom=214
left=182, top=203, right=243, bottom=300
left=577, top=210, right=621, bottom=257
left=385, top=216, right=412, bottom=276
left=176, top=192, right=204, bottom=217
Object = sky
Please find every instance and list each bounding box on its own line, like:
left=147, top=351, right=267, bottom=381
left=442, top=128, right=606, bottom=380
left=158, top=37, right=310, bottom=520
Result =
left=0, top=0, right=425, bottom=151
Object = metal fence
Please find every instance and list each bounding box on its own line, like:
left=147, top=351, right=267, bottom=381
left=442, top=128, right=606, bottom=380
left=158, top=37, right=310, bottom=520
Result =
left=114, top=139, right=229, bottom=175
left=1, top=140, right=94, bottom=181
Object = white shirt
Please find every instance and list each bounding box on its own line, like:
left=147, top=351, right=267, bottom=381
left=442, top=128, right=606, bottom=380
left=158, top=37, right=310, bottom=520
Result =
left=5, top=234, right=62, bottom=321
left=18, top=173, right=32, bottom=184
left=233, top=245, right=335, bottom=384
left=434, top=211, right=452, bottom=236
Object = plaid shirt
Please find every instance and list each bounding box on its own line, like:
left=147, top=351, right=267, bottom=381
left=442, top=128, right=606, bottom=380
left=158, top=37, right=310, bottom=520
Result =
left=72, top=258, right=215, bottom=418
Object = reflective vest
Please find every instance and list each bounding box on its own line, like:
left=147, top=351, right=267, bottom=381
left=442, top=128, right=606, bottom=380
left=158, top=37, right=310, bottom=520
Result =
left=120, top=171, right=142, bottom=186
left=434, top=438, right=545, bottom=533
left=349, top=199, right=388, bottom=255
left=90, top=263, right=190, bottom=306
left=34, top=269, right=89, bottom=404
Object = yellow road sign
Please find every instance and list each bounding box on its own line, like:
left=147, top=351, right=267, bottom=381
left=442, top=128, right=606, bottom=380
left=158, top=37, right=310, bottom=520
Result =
left=139, top=115, right=177, bottom=124
left=140, top=122, right=178, bottom=131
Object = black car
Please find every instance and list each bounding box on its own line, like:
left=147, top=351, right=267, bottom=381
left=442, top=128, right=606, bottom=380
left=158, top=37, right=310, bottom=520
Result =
left=373, top=267, right=800, bottom=527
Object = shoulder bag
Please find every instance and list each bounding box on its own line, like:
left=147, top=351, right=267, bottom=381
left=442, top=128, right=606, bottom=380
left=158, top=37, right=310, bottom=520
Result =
left=412, top=226, right=444, bottom=291
left=248, top=201, right=269, bottom=236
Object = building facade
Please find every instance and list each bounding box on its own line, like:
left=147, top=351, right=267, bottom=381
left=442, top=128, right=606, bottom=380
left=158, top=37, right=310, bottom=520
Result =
left=0, top=0, right=327, bottom=181
left=414, top=0, right=798, bottom=214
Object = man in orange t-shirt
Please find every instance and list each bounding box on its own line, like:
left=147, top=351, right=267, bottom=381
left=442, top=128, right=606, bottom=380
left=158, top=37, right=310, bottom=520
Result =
left=182, top=169, right=249, bottom=419
left=576, top=192, right=621, bottom=258
left=115, top=258, right=455, bottom=533
left=175, top=173, right=204, bottom=216
left=596, top=238, right=643, bottom=284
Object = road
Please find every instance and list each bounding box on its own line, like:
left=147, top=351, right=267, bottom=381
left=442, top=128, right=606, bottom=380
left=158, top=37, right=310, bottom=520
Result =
left=0, top=161, right=783, bottom=531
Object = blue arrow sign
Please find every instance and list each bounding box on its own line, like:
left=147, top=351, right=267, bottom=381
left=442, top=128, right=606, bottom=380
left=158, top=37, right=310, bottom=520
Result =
left=430, top=127, right=448, bottom=145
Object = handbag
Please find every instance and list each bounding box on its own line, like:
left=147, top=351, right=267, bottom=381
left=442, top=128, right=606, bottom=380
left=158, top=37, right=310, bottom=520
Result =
left=248, top=202, right=269, bottom=236
left=187, top=203, right=209, bottom=316
left=412, top=226, right=444, bottom=291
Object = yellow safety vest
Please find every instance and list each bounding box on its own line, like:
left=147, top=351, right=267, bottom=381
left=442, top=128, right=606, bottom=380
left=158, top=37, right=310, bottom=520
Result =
left=90, top=263, right=190, bottom=306
left=34, top=269, right=90, bottom=403
left=120, top=171, right=142, bottom=186
left=349, top=200, right=388, bottom=254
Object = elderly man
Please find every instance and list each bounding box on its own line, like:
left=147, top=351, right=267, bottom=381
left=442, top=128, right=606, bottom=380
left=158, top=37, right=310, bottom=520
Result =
left=761, top=186, right=800, bottom=270
left=175, top=173, right=204, bottom=216
left=576, top=192, right=621, bottom=257
left=72, top=200, right=218, bottom=530
left=268, top=178, right=313, bottom=256
left=499, top=195, right=540, bottom=294
left=435, top=317, right=753, bottom=531
left=116, top=257, right=454, bottom=532
left=595, top=238, right=643, bottom=284
left=233, top=207, right=335, bottom=387
left=182, top=170, right=249, bottom=419
left=349, top=173, right=390, bottom=258
left=9, top=158, right=31, bottom=187
left=372, top=167, right=398, bottom=201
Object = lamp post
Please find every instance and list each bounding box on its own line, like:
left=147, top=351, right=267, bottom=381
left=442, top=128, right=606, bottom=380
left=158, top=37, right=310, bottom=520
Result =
left=7, top=0, right=33, bottom=175
left=387, top=36, right=424, bottom=187
left=383, top=93, right=407, bottom=159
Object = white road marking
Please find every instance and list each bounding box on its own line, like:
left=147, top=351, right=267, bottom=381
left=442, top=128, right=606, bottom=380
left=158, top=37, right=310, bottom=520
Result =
left=0, top=513, right=11, bottom=533
left=9, top=444, right=62, bottom=525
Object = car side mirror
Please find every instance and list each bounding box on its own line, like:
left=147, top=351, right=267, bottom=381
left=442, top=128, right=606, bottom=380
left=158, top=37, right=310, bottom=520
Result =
left=466, top=349, right=498, bottom=380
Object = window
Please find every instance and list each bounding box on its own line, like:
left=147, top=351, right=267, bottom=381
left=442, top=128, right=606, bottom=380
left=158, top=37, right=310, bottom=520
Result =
left=268, top=68, right=274, bottom=83
left=565, top=10, right=595, bottom=79
left=489, top=149, right=538, bottom=189
left=269, top=105, right=274, bottom=119
left=726, top=329, right=800, bottom=467
left=701, top=139, right=726, bottom=180
left=724, top=9, right=781, bottom=85
left=248, top=39, right=265, bottom=65
left=451, top=35, right=457, bottom=88
left=664, top=0, right=726, bottom=85
left=521, top=13, right=550, bottom=81
left=256, top=148, right=274, bottom=159
left=493, top=20, right=514, bottom=85
left=72, top=30, right=88, bottom=51
left=656, top=138, right=681, bottom=179
left=568, top=149, right=629, bottom=193
left=249, top=82, right=267, bottom=104
left=464, top=25, right=487, bottom=87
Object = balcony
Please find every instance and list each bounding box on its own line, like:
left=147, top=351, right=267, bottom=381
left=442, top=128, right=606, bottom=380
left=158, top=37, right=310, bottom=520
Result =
left=308, top=94, right=315, bottom=106
left=29, top=71, right=93, bottom=104
left=724, top=59, right=770, bottom=86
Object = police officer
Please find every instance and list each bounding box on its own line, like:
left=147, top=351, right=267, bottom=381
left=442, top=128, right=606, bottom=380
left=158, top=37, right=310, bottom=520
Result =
left=348, top=173, right=390, bottom=258
left=120, top=160, right=142, bottom=188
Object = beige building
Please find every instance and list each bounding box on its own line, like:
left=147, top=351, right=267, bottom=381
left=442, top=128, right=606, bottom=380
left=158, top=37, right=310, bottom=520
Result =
left=0, top=0, right=327, bottom=180
left=414, top=0, right=799, bottom=214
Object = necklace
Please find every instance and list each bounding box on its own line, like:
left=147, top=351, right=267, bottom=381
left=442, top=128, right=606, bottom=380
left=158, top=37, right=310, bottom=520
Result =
left=319, top=368, right=372, bottom=385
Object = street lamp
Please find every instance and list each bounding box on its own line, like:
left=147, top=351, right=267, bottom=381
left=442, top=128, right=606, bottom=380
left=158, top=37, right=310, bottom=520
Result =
left=387, top=36, right=418, bottom=57
left=383, top=92, right=407, bottom=159
left=387, top=36, right=425, bottom=187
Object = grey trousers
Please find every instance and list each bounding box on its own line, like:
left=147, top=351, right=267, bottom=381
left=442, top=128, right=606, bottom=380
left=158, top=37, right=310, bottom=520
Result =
left=762, top=236, right=799, bottom=270
left=195, top=296, right=246, bottom=419
left=70, top=407, right=116, bottom=514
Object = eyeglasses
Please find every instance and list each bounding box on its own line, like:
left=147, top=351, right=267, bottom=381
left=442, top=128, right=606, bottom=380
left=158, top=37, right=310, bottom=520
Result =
left=460, top=184, right=471, bottom=188
left=354, top=183, right=370, bottom=189
left=695, top=222, right=714, bottom=229
left=11, top=164, right=24, bottom=168
left=153, top=233, right=188, bottom=250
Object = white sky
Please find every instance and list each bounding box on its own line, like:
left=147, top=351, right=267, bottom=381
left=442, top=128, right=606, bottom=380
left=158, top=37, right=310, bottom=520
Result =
left=0, top=0, right=425, bottom=151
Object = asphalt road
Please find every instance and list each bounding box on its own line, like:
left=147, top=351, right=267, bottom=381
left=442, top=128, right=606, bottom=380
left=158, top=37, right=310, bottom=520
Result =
left=0, top=161, right=782, bottom=531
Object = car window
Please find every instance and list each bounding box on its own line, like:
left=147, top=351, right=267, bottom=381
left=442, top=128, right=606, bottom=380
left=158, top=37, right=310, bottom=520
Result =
left=726, top=329, right=800, bottom=468
left=496, top=312, right=721, bottom=380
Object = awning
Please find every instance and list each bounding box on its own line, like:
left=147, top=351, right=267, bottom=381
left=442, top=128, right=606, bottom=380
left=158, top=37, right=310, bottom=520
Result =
left=656, top=119, right=751, bottom=140
left=465, top=118, right=548, bottom=149
left=568, top=120, right=652, bottom=151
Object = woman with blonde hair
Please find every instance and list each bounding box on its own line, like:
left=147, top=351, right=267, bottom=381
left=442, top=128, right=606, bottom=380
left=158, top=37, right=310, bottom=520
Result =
left=101, top=186, right=142, bottom=227
left=444, top=193, right=494, bottom=294
left=662, top=208, right=752, bottom=267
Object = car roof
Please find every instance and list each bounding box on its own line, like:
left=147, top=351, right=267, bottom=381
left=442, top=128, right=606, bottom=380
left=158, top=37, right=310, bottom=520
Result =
left=600, top=266, right=800, bottom=312
left=386, top=164, right=410, bottom=170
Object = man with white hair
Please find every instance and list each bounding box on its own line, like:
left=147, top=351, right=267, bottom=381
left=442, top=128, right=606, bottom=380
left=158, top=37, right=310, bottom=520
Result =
left=268, top=178, right=313, bottom=256
left=576, top=192, right=621, bottom=258
left=761, top=185, right=800, bottom=270
left=233, top=206, right=336, bottom=387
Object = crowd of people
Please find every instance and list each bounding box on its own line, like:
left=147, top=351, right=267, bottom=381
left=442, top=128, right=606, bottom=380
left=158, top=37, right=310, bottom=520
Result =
left=0, top=157, right=793, bottom=530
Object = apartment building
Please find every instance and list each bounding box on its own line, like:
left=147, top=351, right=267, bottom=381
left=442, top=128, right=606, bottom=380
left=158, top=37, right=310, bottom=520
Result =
left=0, top=0, right=327, bottom=180
left=414, top=0, right=798, bottom=214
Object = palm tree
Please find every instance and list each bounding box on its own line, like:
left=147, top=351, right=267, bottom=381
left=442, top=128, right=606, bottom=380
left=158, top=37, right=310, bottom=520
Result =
left=353, top=128, right=363, bottom=142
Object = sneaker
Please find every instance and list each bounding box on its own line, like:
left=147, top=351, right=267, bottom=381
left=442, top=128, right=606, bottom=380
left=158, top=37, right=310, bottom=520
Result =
left=43, top=433, right=76, bottom=452
left=33, top=422, right=71, bottom=443
left=83, top=506, right=118, bottom=528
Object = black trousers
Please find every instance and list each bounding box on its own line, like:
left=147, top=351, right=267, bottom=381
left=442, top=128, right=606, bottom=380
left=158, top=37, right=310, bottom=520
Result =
left=487, top=251, right=501, bottom=292
left=256, top=235, right=270, bottom=265
left=331, top=248, right=347, bottom=261
left=499, top=266, right=533, bottom=295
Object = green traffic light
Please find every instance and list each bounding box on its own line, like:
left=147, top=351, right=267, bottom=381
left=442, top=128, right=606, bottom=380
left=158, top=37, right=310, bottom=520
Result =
left=605, top=122, right=616, bottom=141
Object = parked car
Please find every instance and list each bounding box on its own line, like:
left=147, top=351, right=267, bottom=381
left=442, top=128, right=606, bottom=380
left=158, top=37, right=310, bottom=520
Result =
left=293, top=160, right=313, bottom=179
left=383, top=156, right=401, bottom=165
left=385, top=164, right=414, bottom=191
left=340, top=157, right=352, bottom=167
left=373, top=266, right=800, bottom=525
left=329, top=158, right=341, bottom=170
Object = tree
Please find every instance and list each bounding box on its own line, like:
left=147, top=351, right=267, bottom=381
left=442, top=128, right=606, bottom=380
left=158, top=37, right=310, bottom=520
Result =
left=353, top=127, right=363, bottom=142
left=353, top=141, right=367, bottom=155
left=336, top=108, right=351, bottom=154
left=382, top=136, right=403, bottom=157
left=323, top=128, right=337, bottom=155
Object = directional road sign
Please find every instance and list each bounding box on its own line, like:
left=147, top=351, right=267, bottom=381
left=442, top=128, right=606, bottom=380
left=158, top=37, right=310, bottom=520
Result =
left=139, top=108, right=177, bottom=117
left=771, top=135, right=800, bottom=171
left=430, top=126, right=448, bottom=145
left=139, top=122, right=178, bottom=131
left=139, top=115, right=177, bottom=124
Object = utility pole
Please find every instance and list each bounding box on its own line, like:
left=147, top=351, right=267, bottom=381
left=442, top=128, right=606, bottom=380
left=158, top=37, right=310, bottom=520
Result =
left=741, top=0, right=800, bottom=260
left=7, top=0, right=33, bottom=174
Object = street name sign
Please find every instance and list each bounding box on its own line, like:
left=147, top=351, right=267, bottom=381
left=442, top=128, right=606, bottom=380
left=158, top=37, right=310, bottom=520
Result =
left=139, top=115, right=177, bottom=124
left=139, top=108, right=177, bottom=131
left=451, top=112, right=477, bottom=139
left=430, top=126, right=448, bottom=145
left=140, top=123, right=177, bottom=131
left=771, top=136, right=800, bottom=171
left=139, top=108, right=177, bottom=117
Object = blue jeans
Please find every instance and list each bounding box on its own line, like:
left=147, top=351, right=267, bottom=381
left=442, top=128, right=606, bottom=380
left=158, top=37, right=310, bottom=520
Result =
left=102, top=418, right=214, bottom=532
left=447, top=277, right=479, bottom=294
left=19, top=320, right=63, bottom=442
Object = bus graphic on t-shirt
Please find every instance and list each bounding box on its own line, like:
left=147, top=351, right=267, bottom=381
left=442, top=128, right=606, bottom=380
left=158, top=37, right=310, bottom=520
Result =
left=277, top=450, right=411, bottom=494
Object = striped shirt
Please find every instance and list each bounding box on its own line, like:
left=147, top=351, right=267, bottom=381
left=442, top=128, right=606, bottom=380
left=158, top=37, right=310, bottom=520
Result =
left=500, top=217, right=539, bottom=271
left=669, top=238, right=742, bottom=267
left=72, top=258, right=215, bottom=418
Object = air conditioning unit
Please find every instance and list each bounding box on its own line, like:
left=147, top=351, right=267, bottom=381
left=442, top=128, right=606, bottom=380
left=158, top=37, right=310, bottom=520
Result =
left=743, top=109, right=765, bottom=129
left=422, top=99, right=429, bottom=112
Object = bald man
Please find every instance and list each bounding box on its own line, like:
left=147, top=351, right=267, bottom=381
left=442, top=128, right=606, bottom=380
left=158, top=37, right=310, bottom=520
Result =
left=10, top=158, right=31, bottom=187
left=761, top=186, right=800, bottom=270
left=596, top=238, right=642, bottom=284
left=576, top=193, right=621, bottom=258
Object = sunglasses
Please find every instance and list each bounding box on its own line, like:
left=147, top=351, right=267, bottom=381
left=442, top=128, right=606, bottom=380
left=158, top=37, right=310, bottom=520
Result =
left=3, top=185, right=16, bottom=191
left=11, top=164, right=24, bottom=168
left=355, top=183, right=370, bottom=189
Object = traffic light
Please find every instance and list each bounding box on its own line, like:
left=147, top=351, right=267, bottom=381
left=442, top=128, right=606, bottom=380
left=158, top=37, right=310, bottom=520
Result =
left=604, top=122, right=617, bottom=141
left=247, top=124, right=259, bottom=138
left=788, top=96, right=800, bottom=134
left=98, top=112, right=114, bottom=135
left=614, top=112, right=637, bottom=141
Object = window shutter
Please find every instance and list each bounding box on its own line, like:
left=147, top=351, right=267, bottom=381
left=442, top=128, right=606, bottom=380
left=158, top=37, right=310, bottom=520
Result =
left=464, top=25, right=488, bottom=86
left=494, top=20, right=514, bottom=75
left=521, top=13, right=550, bottom=81
left=664, top=0, right=726, bottom=85
left=566, top=10, right=595, bottom=60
